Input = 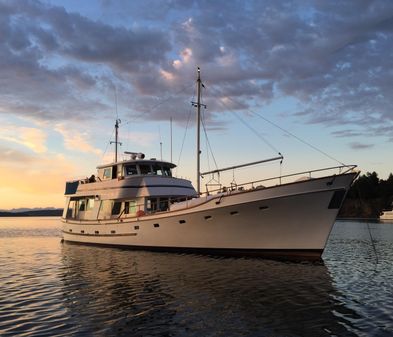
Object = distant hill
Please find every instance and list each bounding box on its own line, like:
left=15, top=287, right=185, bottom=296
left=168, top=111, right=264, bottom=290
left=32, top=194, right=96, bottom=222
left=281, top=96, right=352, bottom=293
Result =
left=0, top=208, right=63, bottom=217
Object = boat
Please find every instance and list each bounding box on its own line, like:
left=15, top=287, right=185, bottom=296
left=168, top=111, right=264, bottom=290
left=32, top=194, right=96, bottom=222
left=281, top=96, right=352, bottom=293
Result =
left=61, top=68, right=359, bottom=260
left=380, top=203, right=393, bottom=222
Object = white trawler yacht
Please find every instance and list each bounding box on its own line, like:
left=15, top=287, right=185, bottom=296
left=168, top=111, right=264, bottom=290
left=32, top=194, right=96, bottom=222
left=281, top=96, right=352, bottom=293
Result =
left=61, top=68, right=358, bottom=260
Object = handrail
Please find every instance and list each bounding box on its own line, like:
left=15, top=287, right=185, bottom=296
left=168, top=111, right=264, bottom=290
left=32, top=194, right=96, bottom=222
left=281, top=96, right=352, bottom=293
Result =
left=202, top=164, right=357, bottom=196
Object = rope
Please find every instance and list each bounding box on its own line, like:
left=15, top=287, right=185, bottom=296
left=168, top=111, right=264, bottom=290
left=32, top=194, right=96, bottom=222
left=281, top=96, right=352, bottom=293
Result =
left=176, top=93, right=195, bottom=174
left=201, top=108, right=219, bottom=172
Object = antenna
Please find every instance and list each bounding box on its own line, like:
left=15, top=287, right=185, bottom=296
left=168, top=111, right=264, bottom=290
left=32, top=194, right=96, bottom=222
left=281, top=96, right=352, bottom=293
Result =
left=170, top=117, right=173, bottom=163
left=110, top=119, right=122, bottom=162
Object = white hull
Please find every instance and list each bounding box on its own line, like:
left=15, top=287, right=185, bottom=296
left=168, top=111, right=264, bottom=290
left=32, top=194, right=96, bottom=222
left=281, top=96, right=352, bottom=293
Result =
left=62, top=173, right=356, bottom=260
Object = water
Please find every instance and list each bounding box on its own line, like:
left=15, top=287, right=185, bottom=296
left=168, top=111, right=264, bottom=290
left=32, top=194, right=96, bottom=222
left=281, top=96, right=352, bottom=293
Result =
left=0, top=218, right=392, bottom=337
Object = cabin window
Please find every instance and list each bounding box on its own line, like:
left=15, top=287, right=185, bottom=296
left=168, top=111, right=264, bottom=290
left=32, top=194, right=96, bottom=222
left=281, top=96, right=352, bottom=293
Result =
left=152, top=164, right=163, bottom=175
left=139, top=164, right=151, bottom=175
left=99, top=200, right=113, bottom=219
left=112, top=201, right=122, bottom=215
left=66, top=200, right=76, bottom=219
left=159, top=198, right=169, bottom=211
left=146, top=198, right=158, bottom=213
left=112, top=165, right=118, bottom=179
left=163, top=166, right=172, bottom=177
left=124, top=201, right=137, bottom=215
left=103, top=168, right=112, bottom=180
left=79, top=199, right=86, bottom=211
left=125, top=165, right=138, bottom=176
left=86, top=198, right=95, bottom=211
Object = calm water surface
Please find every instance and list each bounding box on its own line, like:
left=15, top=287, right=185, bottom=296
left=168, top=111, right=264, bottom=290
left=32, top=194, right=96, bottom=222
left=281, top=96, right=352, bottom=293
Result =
left=0, top=217, right=392, bottom=337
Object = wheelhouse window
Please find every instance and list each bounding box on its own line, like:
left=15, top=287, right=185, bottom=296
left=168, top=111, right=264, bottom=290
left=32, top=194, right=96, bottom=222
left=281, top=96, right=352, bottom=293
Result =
left=139, top=164, right=151, bottom=175
left=103, top=167, right=112, bottom=180
left=163, top=166, right=172, bottom=177
left=125, top=165, right=138, bottom=176
left=152, top=164, right=163, bottom=175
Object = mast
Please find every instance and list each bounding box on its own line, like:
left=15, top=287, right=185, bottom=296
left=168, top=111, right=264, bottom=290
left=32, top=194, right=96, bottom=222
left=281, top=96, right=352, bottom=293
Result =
left=191, top=67, right=206, bottom=194
left=196, top=67, right=202, bottom=195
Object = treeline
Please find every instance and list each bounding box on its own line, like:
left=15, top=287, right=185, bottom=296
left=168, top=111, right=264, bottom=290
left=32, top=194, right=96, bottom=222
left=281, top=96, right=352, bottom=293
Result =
left=339, top=172, right=393, bottom=218
left=0, top=209, right=63, bottom=217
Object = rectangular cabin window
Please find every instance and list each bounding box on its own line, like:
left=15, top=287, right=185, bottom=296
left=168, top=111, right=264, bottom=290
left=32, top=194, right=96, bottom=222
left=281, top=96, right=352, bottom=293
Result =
left=152, top=164, right=163, bottom=175
left=139, top=164, right=151, bottom=175
left=124, top=201, right=137, bottom=215
left=159, top=198, right=169, bottom=211
left=163, top=166, right=172, bottom=177
left=125, top=165, right=138, bottom=176
left=112, top=201, right=122, bottom=215
left=79, top=199, right=86, bottom=211
left=86, top=198, right=95, bottom=211
left=112, top=165, right=118, bottom=179
left=66, top=200, right=76, bottom=219
left=99, top=200, right=112, bottom=219
left=146, top=198, right=157, bottom=213
left=103, top=167, right=112, bottom=180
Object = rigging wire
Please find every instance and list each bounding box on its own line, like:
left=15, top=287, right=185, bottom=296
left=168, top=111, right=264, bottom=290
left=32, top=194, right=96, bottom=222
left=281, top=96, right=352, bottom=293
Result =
left=176, top=93, right=195, bottom=174
left=201, top=104, right=219, bottom=172
left=208, top=86, right=345, bottom=166
left=102, top=125, right=116, bottom=161
left=207, top=86, right=281, bottom=156
left=103, top=83, right=194, bottom=162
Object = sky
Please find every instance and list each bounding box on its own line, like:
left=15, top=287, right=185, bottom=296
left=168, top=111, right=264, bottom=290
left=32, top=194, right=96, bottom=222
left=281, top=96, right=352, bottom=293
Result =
left=0, top=0, right=392, bottom=209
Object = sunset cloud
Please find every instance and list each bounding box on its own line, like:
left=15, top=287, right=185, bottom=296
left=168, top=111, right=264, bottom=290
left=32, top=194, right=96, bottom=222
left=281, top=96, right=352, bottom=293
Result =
left=0, top=126, right=47, bottom=153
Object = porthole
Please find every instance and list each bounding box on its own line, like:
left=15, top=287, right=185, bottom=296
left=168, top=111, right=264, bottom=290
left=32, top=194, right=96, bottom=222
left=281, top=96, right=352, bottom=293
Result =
left=111, top=230, right=116, bottom=234
left=230, top=211, right=239, bottom=215
left=81, top=230, right=85, bottom=234
left=259, top=206, right=269, bottom=210
left=69, top=229, right=72, bottom=232
left=179, top=220, right=186, bottom=224
left=95, top=231, right=99, bottom=234
left=204, top=215, right=212, bottom=220
left=134, top=225, right=140, bottom=230
left=154, top=223, right=160, bottom=228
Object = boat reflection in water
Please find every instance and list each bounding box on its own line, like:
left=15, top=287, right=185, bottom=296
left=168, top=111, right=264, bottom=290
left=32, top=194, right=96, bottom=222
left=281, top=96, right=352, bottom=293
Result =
left=60, top=243, right=359, bottom=336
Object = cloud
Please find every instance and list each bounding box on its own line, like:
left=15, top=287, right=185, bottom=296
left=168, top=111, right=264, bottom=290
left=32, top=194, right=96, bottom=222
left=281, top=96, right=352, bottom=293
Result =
left=349, top=142, right=375, bottom=150
left=0, top=145, right=37, bottom=163
left=54, top=124, right=102, bottom=155
left=0, top=125, right=47, bottom=153
left=0, top=0, right=392, bottom=141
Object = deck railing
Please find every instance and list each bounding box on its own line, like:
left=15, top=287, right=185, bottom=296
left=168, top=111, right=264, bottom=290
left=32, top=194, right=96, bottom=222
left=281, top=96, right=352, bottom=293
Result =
left=202, top=164, right=358, bottom=197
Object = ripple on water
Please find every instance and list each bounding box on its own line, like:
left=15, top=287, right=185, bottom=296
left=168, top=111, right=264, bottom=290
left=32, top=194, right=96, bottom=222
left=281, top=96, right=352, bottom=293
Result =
left=1, top=219, right=393, bottom=336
